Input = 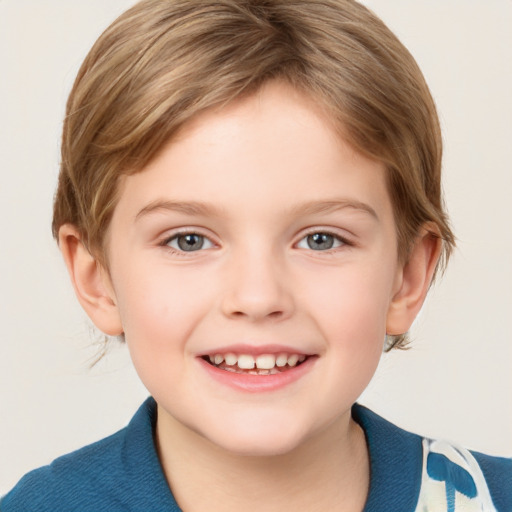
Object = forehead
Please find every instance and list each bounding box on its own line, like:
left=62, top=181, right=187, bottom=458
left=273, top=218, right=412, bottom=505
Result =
left=113, top=81, right=392, bottom=226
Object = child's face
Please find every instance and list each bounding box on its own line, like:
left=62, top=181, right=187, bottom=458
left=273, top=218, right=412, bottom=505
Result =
left=104, top=81, right=404, bottom=455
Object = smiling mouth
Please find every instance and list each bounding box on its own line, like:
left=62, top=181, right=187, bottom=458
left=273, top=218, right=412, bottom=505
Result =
left=202, top=353, right=309, bottom=375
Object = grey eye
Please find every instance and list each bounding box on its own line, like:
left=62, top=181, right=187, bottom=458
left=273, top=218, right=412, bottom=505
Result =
left=168, top=233, right=213, bottom=252
left=307, top=233, right=334, bottom=250
left=297, top=232, right=344, bottom=251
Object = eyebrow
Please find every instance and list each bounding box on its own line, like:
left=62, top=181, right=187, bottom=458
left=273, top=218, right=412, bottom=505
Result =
left=135, top=200, right=225, bottom=221
left=290, top=199, right=379, bottom=220
left=135, top=198, right=378, bottom=221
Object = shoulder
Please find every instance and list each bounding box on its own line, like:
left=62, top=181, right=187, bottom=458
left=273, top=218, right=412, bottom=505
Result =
left=0, top=398, right=179, bottom=512
left=1, top=427, right=128, bottom=511
left=352, top=404, right=512, bottom=512
left=472, top=449, right=512, bottom=508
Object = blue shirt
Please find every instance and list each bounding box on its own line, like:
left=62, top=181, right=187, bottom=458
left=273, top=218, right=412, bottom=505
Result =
left=2, top=398, right=511, bottom=511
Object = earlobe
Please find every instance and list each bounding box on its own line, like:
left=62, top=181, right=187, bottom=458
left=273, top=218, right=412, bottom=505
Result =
left=58, top=224, right=123, bottom=336
left=386, top=225, right=442, bottom=336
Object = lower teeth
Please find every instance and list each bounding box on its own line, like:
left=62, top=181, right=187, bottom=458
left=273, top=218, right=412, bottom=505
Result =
left=218, top=365, right=281, bottom=375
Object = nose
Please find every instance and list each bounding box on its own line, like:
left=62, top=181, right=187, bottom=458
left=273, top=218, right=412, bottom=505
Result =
left=220, top=249, right=295, bottom=322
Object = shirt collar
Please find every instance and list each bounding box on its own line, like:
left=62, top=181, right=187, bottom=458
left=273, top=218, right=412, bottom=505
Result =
left=352, top=403, right=423, bottom=511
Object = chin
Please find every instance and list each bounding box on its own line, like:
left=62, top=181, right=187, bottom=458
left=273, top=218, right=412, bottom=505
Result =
left=213, top=435, right=306, bottom=458
left=200, top=415, right=312, bottom=458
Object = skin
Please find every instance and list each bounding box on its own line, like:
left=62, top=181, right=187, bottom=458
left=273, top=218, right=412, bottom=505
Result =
left=60, top=81, right=440, bottom=511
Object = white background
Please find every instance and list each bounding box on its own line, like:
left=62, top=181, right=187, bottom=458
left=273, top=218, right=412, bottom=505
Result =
left=1, top=0, right=511, bottom=492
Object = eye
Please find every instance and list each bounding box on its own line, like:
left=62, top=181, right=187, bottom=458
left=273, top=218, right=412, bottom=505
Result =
left=297, top=232, right=346, bottom=251
left=165, top=233, right=214, bottom=252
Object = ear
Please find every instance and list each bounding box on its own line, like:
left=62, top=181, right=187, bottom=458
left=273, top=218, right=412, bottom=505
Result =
left=386, top=225, right=442, bottom=336
left=59, top=224, right=123, bottom=336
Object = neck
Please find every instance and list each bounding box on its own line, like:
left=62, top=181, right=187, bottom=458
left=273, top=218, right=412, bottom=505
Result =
left=156, top=406, right=370, bottom=512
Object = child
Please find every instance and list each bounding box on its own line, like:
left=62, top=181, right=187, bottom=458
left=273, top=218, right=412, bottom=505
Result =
left=2, top=0, right=510, bottom=510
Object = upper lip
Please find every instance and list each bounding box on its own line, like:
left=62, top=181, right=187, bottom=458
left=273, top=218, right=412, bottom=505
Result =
left=197, top=343, right=315, bottom=357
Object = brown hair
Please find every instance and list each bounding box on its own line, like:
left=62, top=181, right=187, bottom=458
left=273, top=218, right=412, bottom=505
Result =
left=52, top=0, right=455, bottom=349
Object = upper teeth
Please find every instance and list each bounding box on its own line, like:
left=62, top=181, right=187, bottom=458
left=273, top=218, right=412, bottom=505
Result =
left=208, top=353, right=306, bottom=370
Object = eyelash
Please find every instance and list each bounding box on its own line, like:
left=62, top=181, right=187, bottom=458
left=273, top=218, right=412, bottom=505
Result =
left=159, top=229, right=353, bottom=256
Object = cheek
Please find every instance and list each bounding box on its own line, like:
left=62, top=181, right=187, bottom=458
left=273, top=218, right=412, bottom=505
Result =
left=113, top=272, right=203, bottom=400
left=112, top=263, right=213, bottom=359
left=310, top=270, right=388, bottom=401
left=299, top=261, right=393, bottom=390
left=302, top=263, right=393, bottom=340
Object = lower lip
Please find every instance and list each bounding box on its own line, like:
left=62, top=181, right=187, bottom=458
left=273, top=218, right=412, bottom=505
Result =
left=198, top=357, right=317, bottom=393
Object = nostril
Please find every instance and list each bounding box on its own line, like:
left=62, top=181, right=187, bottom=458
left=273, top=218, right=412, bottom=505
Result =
left=228, top=310, right=284, bottom=320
